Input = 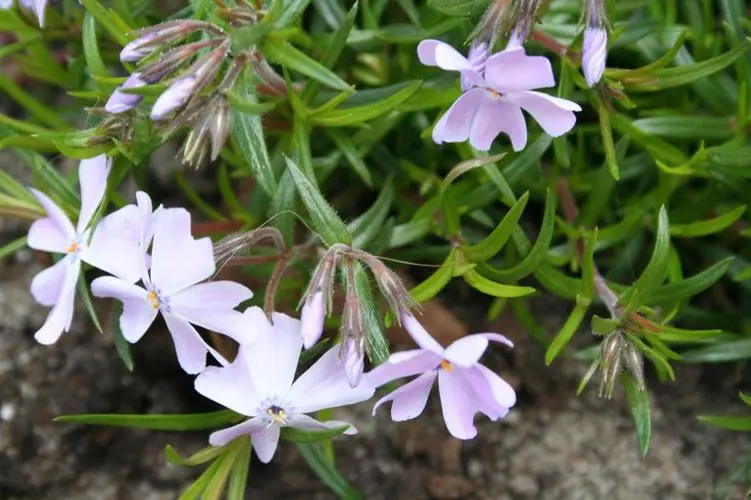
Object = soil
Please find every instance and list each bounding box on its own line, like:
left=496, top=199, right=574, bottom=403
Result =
left=2, top=153, right=751, bottom=500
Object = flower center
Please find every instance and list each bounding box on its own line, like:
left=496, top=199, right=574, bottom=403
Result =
left=440, top=359, right=453, bottom=372
left=266, top=405, right=288, bottom=425
left=146, top=291, right=161, bottom=309
left=65, top=241, right=80, bottom=254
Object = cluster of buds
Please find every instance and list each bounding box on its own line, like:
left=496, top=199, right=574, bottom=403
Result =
left=598, top=330, right=645, bottom=399
left=470, top=0, right=609, bottom=88
left=299, top=244, right=419, bottom=387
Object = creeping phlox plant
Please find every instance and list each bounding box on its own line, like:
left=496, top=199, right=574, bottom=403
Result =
left=1, top=0, right=751, bottom=497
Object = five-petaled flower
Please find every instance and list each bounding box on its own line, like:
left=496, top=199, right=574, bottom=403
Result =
left=195, top=306, right=374, bottom=463
left=91, top=204, right=254, bottom=374
left=365, top=310, right=516, bottom=440
left=26, top=155, right=143, bottom=345
left=418, top=39, right=581, bottom=152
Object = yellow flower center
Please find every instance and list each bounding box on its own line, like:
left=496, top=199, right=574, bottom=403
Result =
left=146, top=291, right=161, bottom=309
left=266, top=406, right=288, bottom=425
left=65, top=242, right=79, bottom=254
left=440, top=359, right=453, bottom=372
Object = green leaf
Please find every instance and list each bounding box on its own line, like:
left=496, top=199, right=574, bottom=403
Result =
left=348, top=176, right=394, bottom=248
left=297, top=443, right=363, bottom=499
left=427, top=0, right=488, bottom=16
left=352, top=261, right=390, bottom=364
left=623, top=373, right=651, bottom=457
left=698, top=415, right=751, bottom=431
left=310, top=81, right=422, bottom=126
left=263, top=39, right=352, bottom=92
left=178, top=453, right=226, bottom=500
left=82, top=13, right=110, bottom=82
left=597, top=99, right=620, bottom=180
left=463, top=268, right=536, bottom=298
left=464, top=191, right=529, bottom=262
left=623, top=42, right=750, bottom=91
left=226, top=438, right=252, bottom=500
left=54, top=410, right=241, bottom=430
left=681, top=338, right=751, bottom=363
left=328, top=129, right=373, bottom=187
left=165, top=445, right=225, bottom=467
left=0, top=73, right=70, bottom=131
left=77, top=271, right=103, bottom=333
left=645, top=257, right=734, bottom=303
left=545, top=302, right=588, bottom=365
left=670, top=205, right=746, bottom=237
left=0, top=236, right=28, bottom=261
left=285, top=155, right=352, bottom=246
left=741, top=392, right=751, bottom=407
left=591, top=315, right=620, bottom=335
left=409, top=249, right=456, bottom=303
left=441, top=153, right=507, bottom=194
left=79, top=0, right=132, bottom=46
left=480, top=189, right=556, bottom=282
left=203, top=440, right=244, bottom=500
left=231, top=70, right=277, bottom=196
left=281, top=424, right=350, bottom=443
left=632, top=116, right=733, bottom=140
left=620, top=206, right=670, bottom=310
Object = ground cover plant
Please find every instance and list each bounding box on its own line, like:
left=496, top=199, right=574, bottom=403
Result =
left=1, top=0, right=751, bottom=497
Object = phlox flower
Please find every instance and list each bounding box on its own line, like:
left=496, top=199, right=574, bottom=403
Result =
left=26, top=155, right=143, bottom=345
left=195, top=307, right=374, bottom=463
left=582, top=27, right=607, bottom=87
left=418, top=39, right=581, bottom=152
left=365, top=311, right=516, bottom=440
left=91, top=205, right=253, bottom=373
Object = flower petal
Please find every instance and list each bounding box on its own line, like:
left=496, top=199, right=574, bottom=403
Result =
left=400, top=311, right=445, bottom=354
left=513, top=91, right=581, bottom=138
left=33, top=259, right=80, bottom=345
left=438, top=370, right=478, bottom=439
left=194, top=349, right=261, bottom=416
left=469, top=97, right=527, bottom=152
left=372, top=371, right=436, bottom=422
left=30, top=257, right=70, bottom=307
left=474, top=363, right=516, bottom=409
left=251, top=425, right=281, bottom=464
left=162, top=312, right=211, bottom=374
left=90, top=276, right=156, bottom=343
left=287, top=345, right=375, bottom=414
left=208, top=417, right=266, bottom=447
left=485, top=49, right=556, bottom=92
left=170, top=281, right=255, bottom=344
left=364, top=349, right=439, bottom=389
left=150, top=208, right=215, bottom=294
left=83, top=204, right=143, bottom=282
left=443, top=335, right=489, bottom=367
left=76, top=155, right=111, bottom=234
left=286, top=414, right=358, bottom=435
left=432, top=88, right=485, bottom=145
left=240, top=307, right=301, bottom=399
left=28, top=189, right=75, bottom=251
left=417, top=39, right=467, bottom=69
left=476, top=332, right=514, bottom=348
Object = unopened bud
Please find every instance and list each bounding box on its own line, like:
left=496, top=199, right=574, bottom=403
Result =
left=342, top=335, right=365, bottom=388
left=582, top=0, right=608, bottom=87
left=623, top=341, right=645, bottom=391
left=298, top=249, right=338, bottom=348
left=360, top=256, right=418, bottom=321
left=151, top=76, right=197, bottom=120
left=121, top=33, right=159, bottom=63
left=105, top=72, right=148, bottom=114
left=208, top=97, right=231, bottom=160
left=598, top=332, right=623, bottom=399
left=300, top=290, right=325, bottom=349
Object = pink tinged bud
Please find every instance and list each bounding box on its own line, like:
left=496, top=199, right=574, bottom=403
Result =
left=105, top=73, right=147, bottom=114
left=582, top=27, right=607, bottom=87
left=120, top=33, right=158, bottom=63
left=151, top=76, right=196, bottom=120
left=300, top=291, right=325, bottom=349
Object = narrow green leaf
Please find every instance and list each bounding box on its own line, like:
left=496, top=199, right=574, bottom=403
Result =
left=285, top=155, right=352, bottom=246
left=0, top=73, right=70, bottom=130
left=441, top=153, right=507, bottom=193
left=545, top=303, right=588, bottom=365
left=77, top=272, right=103, bottom=333
left=231, top=70, right=277, bottom=196
left=297, top=443, right=363, bottom=499
left=109, top=302, right=133, bottom=371
left=203, top=440, right=243, bottom=500
left=698, top=415, right=751, bottom=431
left=352, top=262, right=390, bottom=364
left=464, top=191, right=529, bottom=262
left=427, top=0, right=488, bottom=16
left=681, top=338, right=751, bottom=363
left=623, top=373, right=651, bottom=457
left=328, top=129, right=373, bottom=187
left=165, top=445, right=225, bottom=467
left=54, top=410, right=241, bottom=430
left=226, top=438, right=252, bottom=500
left=620, top=206, right=670, bottom=309
left=310, top=81, right=422, bottom=126
left=348, top=176, right=394, bottom=248
left=0, top=236, right=27, bottom=261
left=281, top=424, right=350, bottom=443
left=263, top=39, right=352, bottom=92
left=82, top=13, right=110, bottom=81
left=645, top=257, right=733, bottom=303
left=670, top=205, right=746, bottom=237
left=409, top=249, right=456, bottom=303
left=178, top=454, right=225, bottom=500
left=741, top=392, right=751, bottom=407
left=79, top=0, right=131, bottom=46
left=463, top=268, right=536, bottom=298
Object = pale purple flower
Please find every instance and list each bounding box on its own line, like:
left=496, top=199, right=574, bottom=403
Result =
left=105, top=72, right=148, bottom=114
left=418, top=39, right=581, bottom=152
left=194, top=307, right=374, bottom=463
left=120, top=33, right=158, bottom=63
left=582, top=27, right=607, bottom=87
left=91, top=207, right=254, bottom=374
left=300, top=289, right=325, bottom=349
left=365, top=311, right=516, bottom=440
left=150, top=76, right=196, bottom=120
left=26, top=155, right=143, bottom=344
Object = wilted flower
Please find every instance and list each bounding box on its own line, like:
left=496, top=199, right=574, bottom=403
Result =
left=418, top=39, right=581, bottom=151
left=365, top=310, right=516, bottom=440
left=582, top=0, right=608, bottom=87
left=26, top=155, right=143, bottom=344
left=91, top=206, right=254, bottom=373
left=179, top=95, right=232, bottom=167
left=194, top=307, right=374, bottom=463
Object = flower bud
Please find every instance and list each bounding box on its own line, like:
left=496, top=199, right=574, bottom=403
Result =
left=300, top=290, right=325, bottom=349
left=342, top=335, right=365, bottom=388
left=121, top=33, right=158, bottom=63
left=582, top=27, right=607, bottom=87
left=598, top=331, right=623, bottom=399
left=105, top=73, right=148, bottom=114
left=359, top=255, right=418, bottom=320
left=151, top=76, right=197, bottom=120
left=623, top=340, right=645, bottom=391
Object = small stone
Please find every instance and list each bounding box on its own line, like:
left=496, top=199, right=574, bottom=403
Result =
left=1, top=402, right=16, bottom=421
